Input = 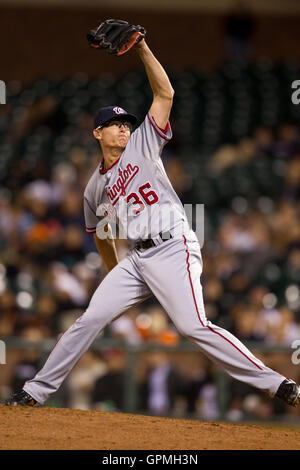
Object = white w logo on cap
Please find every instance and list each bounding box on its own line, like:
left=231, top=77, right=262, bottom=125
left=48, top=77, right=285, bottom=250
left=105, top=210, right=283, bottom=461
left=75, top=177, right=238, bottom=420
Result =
left=113, top=107, right=126, bottom=114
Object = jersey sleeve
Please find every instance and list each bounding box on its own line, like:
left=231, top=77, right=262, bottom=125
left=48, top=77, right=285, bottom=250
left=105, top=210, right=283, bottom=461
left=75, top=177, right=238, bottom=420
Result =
left=130, top=111, right=172, bottom=162
left=83, top=196, right=98, bottom=235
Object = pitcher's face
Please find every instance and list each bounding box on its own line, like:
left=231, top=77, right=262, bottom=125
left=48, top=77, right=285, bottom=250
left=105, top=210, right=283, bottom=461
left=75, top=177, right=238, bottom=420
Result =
left=93, top=120, right=132, bottom=150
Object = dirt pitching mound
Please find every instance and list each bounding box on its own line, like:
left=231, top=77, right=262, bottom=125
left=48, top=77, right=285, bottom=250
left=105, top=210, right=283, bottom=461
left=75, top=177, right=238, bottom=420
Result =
left=1, top=404, right=300, bottom=450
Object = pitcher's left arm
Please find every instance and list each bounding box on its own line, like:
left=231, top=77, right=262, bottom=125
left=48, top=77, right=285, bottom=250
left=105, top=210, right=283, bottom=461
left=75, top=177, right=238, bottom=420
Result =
left=135, top=40, right=174, bottom=130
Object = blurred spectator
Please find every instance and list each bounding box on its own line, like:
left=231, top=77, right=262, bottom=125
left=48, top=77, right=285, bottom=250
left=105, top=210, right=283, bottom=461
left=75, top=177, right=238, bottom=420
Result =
left=264, top=306, right=300, bottom=346
left=209, top=143, right=237, bottom=173
left=91, top=349, right=127, bottom=411
left=23, top=179, right=59, bottom=208
left=109, top=307, right=143, bottom=345
left=162, top=155, right=192, bottom=200
left=135, top=305, right=179, bottom=346
left=184, top=361, right=216, bottom=417
left=283, top=155, right=300, bottom=200
left=139, top=352, right=184, bottom=416
left=219, top=213, right=269, bottom=255
left=248, top=284, right=270, bottom=308
left=227, top=372, right=273, bottom=422
left=269, top=200, right=300, bottom=251
left=49, top=262, right=88, bottom=308
left=231, top=304, right=266, bottom=342
left=34, top=293, right=59, bottom=335
left=57, top=187, right=84, bottom=226
left=20, top=325, right=51, bottom=342
left=253, top=126, right=274, bottom=155
left=0, top=289, right=18, bottom=336
left=242, top=393, right=273, bottom=420
left=58, top=225, right=86, bottom=267
left=272, top=123, right=300, bottom=160
left=284, top=246, right=300, bottom=285
left=208, top=137, right=258, bottom=173
left=67, top=351, right=106, bottom=410
left=10, top=348, right=40, bottom=396
left=51, top=162, right=77, bottom=191
left=202, top=276, right=224, bottom=322
left=198, top=382, right=218, bottom=420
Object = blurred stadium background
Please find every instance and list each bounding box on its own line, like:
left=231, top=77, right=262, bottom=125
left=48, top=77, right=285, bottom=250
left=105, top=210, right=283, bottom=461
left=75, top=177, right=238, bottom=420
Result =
left=1, top=0, right=300, bottom=423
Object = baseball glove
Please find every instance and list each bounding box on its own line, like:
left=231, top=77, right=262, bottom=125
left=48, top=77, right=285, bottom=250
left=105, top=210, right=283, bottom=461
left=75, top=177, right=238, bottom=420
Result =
left=87, top=19, right=146, bottom=56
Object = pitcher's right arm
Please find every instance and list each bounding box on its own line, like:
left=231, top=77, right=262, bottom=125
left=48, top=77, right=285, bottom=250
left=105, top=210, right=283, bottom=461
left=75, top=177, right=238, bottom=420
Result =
left=93, top=226, right=119, bottom=273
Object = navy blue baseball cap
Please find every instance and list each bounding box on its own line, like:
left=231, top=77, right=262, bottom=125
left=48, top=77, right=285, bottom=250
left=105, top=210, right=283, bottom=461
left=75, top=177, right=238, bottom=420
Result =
left=94, top=106, right=138, bottom=129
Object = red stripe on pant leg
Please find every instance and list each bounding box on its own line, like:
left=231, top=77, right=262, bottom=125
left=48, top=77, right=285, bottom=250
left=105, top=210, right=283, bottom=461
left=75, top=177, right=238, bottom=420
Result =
left=183, top=235, right=205, bottom=327
left=206, top=325, right=263, bottom=370
left=182, top=235, right=263, bottom=371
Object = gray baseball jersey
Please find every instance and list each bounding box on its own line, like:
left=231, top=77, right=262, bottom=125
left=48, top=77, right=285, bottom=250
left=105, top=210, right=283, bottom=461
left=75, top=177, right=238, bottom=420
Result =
left=83, top=112, right=189, bottom=241
left=23, top=111, right=285, bottom=406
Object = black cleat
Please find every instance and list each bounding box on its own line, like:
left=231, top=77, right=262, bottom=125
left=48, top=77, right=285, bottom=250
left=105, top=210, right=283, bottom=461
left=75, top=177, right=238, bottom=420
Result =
left=5, top=390, right=37, bottom=407
left=275, top=379, right=300, bottom=407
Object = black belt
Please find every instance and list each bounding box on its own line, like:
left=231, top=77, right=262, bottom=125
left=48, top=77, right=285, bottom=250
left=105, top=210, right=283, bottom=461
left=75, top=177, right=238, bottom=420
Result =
left=135, top=231, right=172, bottom=250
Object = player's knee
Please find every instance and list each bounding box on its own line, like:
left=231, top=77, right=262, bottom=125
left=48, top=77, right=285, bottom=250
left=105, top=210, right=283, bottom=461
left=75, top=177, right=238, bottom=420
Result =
left=174, top=323, right=194, bottom=338
left=174, top=320, right=206, bottom=339
left=77, top=305, right=110, bottom=330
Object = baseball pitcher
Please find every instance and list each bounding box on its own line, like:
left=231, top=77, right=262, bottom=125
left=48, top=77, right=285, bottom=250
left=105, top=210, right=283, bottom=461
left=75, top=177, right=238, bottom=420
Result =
left=6, top=20, right=300, bottom=409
